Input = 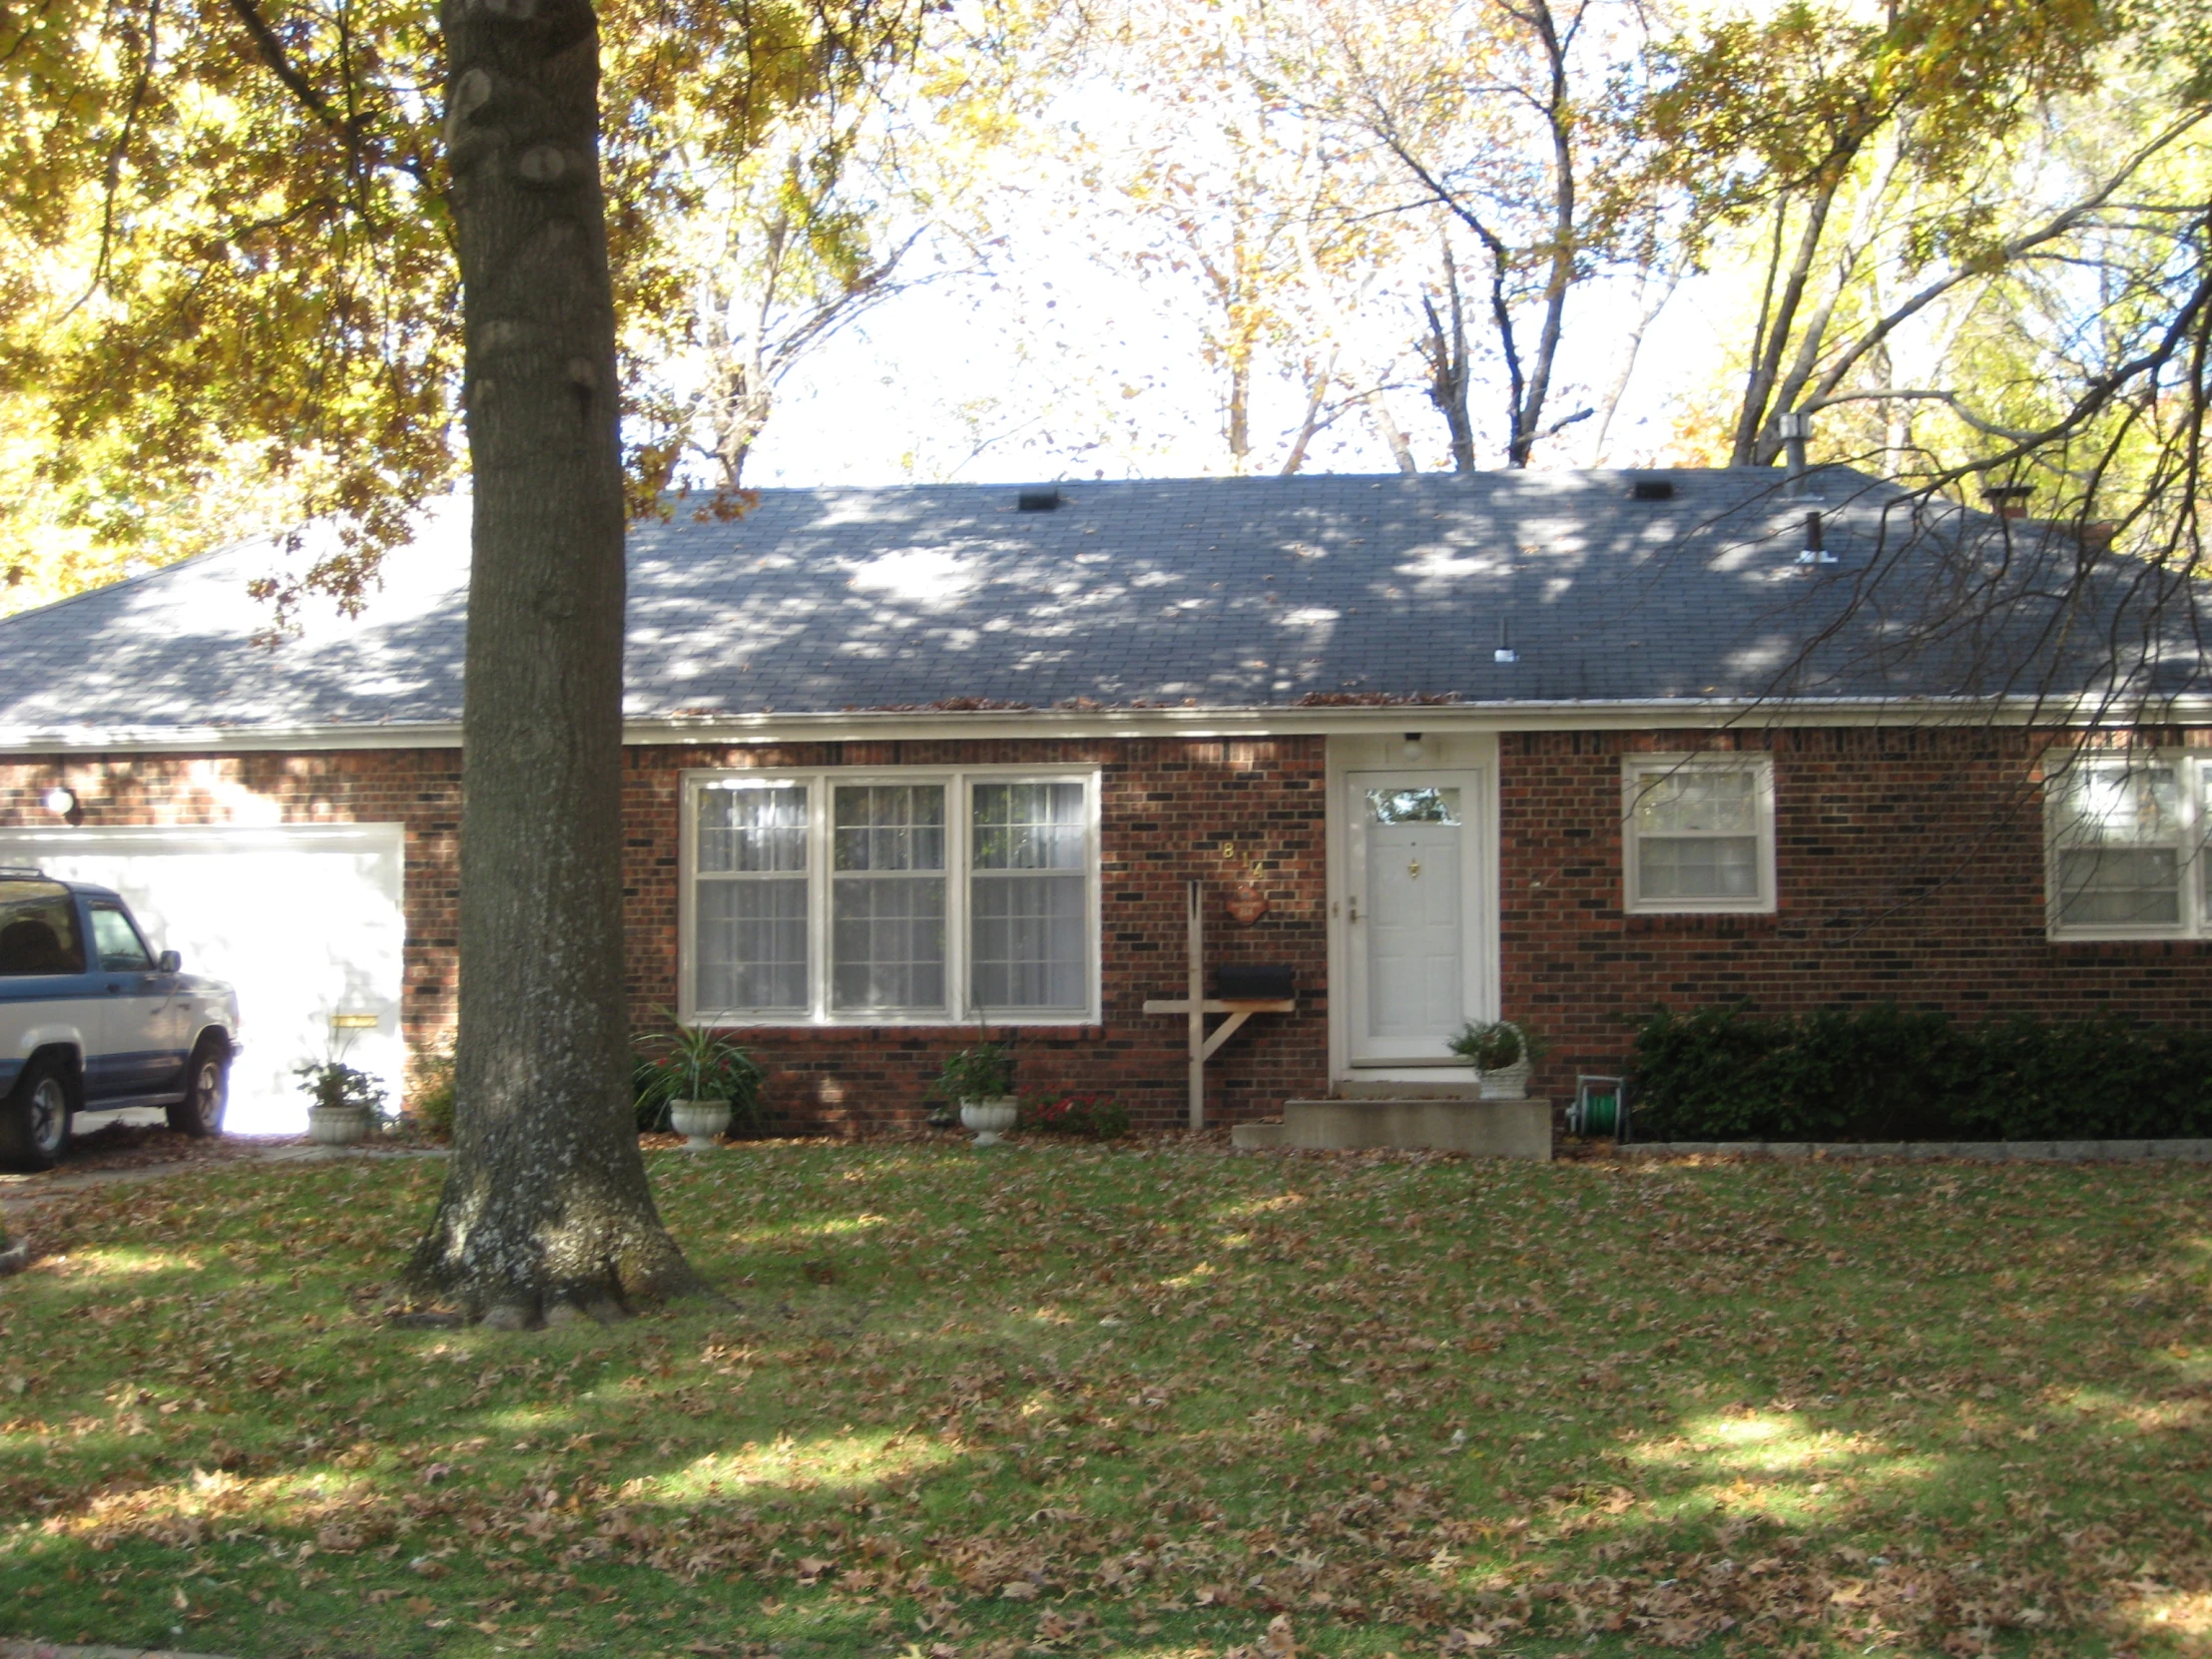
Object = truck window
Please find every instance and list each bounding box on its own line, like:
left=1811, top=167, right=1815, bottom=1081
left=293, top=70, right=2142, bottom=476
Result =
left=89, top=903, right=154, bottom=972
left=0, top=881, right=88, bottom=975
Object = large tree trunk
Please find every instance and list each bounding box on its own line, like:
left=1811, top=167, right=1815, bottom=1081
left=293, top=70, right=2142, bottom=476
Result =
left=406, top=0, right=694, bottom=1324
left=1421, top=246, right=1475, bottom=472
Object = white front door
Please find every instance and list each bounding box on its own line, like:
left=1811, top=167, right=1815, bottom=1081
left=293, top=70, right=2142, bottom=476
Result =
left=1345, top=772, right=1484, bottom=1065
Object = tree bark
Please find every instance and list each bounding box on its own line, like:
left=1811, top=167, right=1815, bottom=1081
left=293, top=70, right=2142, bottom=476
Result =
left=1507, top=0, right=1577, bottom=469
left=406, top=0, right=694, bottom=1322
left=1279, top=344, right=1338, bottom=476
left=1729, top=172, right=1843, bottom=466
left=1420, top=245, right=1475, bottom=472
left=1369, top=395, right=1419, bottom=474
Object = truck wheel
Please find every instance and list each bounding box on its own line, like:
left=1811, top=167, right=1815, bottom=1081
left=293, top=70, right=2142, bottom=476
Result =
left=0, top=1053, right=73, bottom=1172
left=168, top=1037, right=231, bottom=1138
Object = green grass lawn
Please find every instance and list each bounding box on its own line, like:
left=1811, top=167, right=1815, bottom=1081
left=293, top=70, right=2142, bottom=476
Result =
left=2, top=1140, right=2209, bottom=1659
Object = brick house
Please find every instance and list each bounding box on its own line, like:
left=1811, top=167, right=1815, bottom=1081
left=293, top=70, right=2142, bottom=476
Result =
left=0, top=469, right=2203, bottom=1133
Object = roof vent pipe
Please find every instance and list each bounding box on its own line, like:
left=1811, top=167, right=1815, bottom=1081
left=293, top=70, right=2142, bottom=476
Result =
left=1777, top=410, right=1814, bottom=496
left=1494, top=618, right=1517, bottom=665
left=1795, top=511, right=1836, bottom=566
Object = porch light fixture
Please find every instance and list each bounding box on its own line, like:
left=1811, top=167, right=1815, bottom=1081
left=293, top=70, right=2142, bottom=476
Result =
left=1401, top=732, right=1424, bottom=760
left=42, top=786, right=81, bottom=825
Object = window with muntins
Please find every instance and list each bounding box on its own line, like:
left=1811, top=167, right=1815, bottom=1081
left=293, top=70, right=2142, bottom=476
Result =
left=2044, top=751, right=2212, bottom=938
left=1621, top=756, right=1777, bottom=913
left=684, top=768, right=1100, bottom=1023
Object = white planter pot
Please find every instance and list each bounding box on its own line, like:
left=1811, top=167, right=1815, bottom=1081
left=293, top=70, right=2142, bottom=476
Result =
left=1477, top=1057, right=1531, bottom=1100
left=959, top=1097, right=1019, bottom=1147
left=670, top=1098, right=732, bottom=1151
left=307, top=1103, right=373, bottom=1146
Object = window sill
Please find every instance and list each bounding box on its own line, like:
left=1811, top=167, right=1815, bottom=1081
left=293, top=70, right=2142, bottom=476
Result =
left=691, top=1017, right=1107, bottom=1037
left=1622, top=911, right=1781, bottom=933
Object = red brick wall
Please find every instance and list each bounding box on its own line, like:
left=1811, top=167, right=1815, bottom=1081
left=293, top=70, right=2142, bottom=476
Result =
left=1499, top=728, right=2212, bottom=1104
left=620, top=738, right=1330, bottom=1133
left=0, top=738, right=1332, bottom=1133
left=13, top=725, right=2208, bottom=1135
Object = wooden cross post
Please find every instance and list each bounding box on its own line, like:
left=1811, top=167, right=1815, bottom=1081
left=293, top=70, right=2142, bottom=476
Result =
left=1140, top=878, right=1295, bottom=1132
left=1186, top=878, right=1204, bottom=1129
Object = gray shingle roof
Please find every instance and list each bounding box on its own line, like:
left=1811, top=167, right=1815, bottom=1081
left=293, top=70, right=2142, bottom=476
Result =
left=0, top=467, right=2194, bottom=741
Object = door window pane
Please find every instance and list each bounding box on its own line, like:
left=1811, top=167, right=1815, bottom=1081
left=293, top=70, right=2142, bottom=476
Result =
left=1367, top=788, right=1460, bottom=825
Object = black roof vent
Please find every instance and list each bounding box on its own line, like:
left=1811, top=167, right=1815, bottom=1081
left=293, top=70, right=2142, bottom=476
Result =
left=1016, top=488, right=1063, bottom=512
left=1631, top=478, right=1675, bottom=501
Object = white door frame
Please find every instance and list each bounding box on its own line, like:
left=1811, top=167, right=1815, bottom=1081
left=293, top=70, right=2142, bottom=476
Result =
left=1326, top=734, right=1500, bottom=1082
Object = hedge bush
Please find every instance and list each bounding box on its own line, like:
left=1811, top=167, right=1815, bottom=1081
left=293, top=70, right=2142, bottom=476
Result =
left=1629, top=1003, right=2212, bottom=1142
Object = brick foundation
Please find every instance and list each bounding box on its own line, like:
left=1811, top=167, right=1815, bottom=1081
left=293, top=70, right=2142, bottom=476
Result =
left=618, top=739, right=1330, bottom=1133
left=0, top=737, right=1333, bottom=1133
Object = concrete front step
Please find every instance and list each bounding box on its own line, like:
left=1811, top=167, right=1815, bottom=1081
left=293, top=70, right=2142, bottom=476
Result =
left=1233, top=1097, right=1551, bottom=1159
left=1331, top=1077, right=1483, bottom=1100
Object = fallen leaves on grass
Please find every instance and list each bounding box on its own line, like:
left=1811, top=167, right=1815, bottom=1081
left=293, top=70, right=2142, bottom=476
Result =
left=3, top=1144, right=2211, bottom=1658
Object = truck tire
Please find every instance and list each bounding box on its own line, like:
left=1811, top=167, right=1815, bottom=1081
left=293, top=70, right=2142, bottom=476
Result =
left=168, top=1035, right=231, bottom=1138
left=0, top=1052, right=73, bottom=1171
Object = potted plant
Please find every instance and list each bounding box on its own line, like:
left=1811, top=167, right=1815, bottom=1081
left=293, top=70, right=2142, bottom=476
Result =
left=634, top=1015, right=764, bottom=1150
left=934, top=1042, right=1017, bottom=1146
left=296, top=1054, right=388, bottom=1145
left=1447, top=1019, right=1549, bottom=1100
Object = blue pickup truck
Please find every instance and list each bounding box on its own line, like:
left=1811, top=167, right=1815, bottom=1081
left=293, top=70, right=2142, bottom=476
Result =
left=0, top=868, right=242, bottom=1170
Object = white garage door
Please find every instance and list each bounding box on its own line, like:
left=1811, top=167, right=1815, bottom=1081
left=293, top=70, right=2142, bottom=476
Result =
left=0, top=824, right=405, bottom=1133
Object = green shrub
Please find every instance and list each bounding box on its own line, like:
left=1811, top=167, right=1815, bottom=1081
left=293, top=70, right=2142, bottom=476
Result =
left=933, top=1042, right=1015, bottom=1102
left=1446, top=1019, right=1549, bottom=1071
left=1629, top=1002, right=2212, bottom=1141
left=409, top=1041, right=456, bottom=1143
left=294, top=1058, right=387, bottom=1116
left=1018, top=1093, right=1130, bottom=1139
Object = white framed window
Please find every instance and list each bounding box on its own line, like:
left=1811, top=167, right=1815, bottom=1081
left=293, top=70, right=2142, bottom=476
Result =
left=682, top=767, right=1101, bottom=1024
left=2044, top=750, right=2212, bottom=939
left=1621, top=755, right=1778, bottom=914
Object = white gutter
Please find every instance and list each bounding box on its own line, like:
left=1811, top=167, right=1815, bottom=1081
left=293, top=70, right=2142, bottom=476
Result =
left=3, top=694, right=2208, bottom=756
